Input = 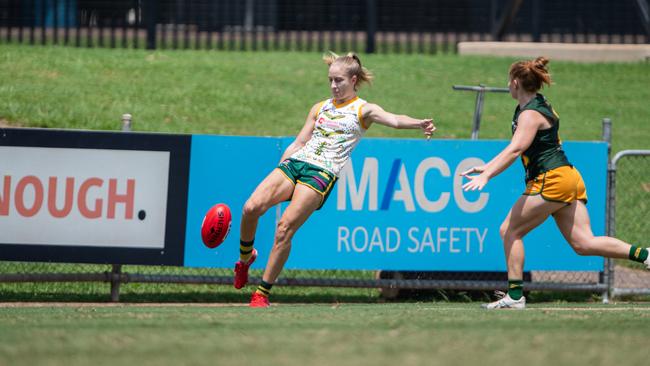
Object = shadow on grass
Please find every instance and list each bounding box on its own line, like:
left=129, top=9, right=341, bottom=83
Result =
left=0, top=288, right=381, bottom=304
left=0, top=289, right=605, bottom=304
left=0, top=280, right=608, bottom=304
left=379, top=289, right=599, bottom=304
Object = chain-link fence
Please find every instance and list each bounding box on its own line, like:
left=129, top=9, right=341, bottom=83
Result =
left=609, top=150, right=650, bottom=298
left=0, top=0, right=648, bottom=53
left=0, top=261, right=610, bottom=302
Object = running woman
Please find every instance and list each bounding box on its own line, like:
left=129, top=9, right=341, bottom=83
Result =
left=461, top=57, right=649, bottom=309
left=233, top=52, right=436, bottom=307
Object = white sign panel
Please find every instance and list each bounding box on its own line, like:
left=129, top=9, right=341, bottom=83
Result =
left=0, top=147, right=170, bottom=248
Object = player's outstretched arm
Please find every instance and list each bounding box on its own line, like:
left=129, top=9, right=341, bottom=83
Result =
left=278, top=102, right=321, bottom=162
left=363, top=103, right=435, bottom=139
left=460, top=110, right=542, bottom=191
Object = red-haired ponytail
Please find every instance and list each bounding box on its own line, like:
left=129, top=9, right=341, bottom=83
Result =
left=509, top=56, right=552, bottom=92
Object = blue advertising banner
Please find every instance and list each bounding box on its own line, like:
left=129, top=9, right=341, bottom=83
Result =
left=183, top=135, right=281, bottom=269
left=4, top=129, right=604, bottom=271
left=289, top=139, right=606, bottom=271
left=183, top=136, right=607, bottom=272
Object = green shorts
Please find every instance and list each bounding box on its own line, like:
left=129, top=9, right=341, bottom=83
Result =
left=277, top=158, right=338, bottom=209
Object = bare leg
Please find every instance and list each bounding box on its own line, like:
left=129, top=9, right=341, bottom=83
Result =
left=553, top=200, right=630, bottom=258
left=262, top=183, right=321, bottom=284
left=500, top=195, right=566, bottom=279
left=240, top=169, right=295, bottom=243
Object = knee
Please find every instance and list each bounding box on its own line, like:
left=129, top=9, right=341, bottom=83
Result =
left=242, top=199, right=267, bottom=218
left=570, top=238, right=593, bottom=256
left=499, top=222, right=522, bottom=244
left=499, top=222, right=509, bottom=241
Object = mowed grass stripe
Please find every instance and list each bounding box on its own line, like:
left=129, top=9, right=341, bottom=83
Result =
left=3, top=302, right=650, bottom=310
left=1, top=303, right=649, bottom=366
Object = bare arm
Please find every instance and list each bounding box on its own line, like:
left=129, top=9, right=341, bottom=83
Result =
left=279, top=102, right=320, bottom=162
left=363, top=103, right=435, bottom=139
left=461, top=110, right=547, bottom=191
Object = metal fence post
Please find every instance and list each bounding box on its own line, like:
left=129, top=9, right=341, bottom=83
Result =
left=471, top=86, right=486, bottom=140
left=110, top=264, right=122, bottom=302
left=452, top=85, right=509, bottom=139
left=602, top=117, right=612, bottom=303
left=366, top=0, right=377, bottom=54
left=145, top=0, right=158, bottom=50
left=531, top=0, right=541, bottom=42
left=108, top=113, right=133, bottom=302
left=633, top=0, right=650, bottom=40
left=122, top=113, right=132, bottom=132
left=609, top=149, right=650, bottom=297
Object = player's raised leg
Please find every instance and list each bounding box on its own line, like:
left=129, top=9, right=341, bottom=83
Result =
left=484, top=195, right=564, bottom=309
left=250, top=183, right=322, bottom=307
left=234, top=169, right=295, bottom=289
left=552, top=200, right=649, bottom=266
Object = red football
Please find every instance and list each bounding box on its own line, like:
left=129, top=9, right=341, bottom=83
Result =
left=200, top=203, right=232, bottom=248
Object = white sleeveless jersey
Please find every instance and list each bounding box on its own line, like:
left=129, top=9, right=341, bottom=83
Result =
left=291, top=97, right=368, bottom=176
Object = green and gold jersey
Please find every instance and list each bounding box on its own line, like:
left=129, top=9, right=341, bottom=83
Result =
left=512, top=93, right=571, bottom=182
left=291, top=96, right=368, bottom=176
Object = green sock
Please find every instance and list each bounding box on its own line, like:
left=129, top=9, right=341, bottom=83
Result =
left=256, top=281, right=273, bottom=297
left=508, top=280, right=524, bottom=300
left=628, top=246, right=649, bottom=263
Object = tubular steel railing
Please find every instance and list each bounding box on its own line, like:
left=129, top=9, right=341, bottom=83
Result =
left=608, top=149, right=650, bottom=298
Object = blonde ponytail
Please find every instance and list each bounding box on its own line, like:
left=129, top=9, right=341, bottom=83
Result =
left=323, top=51, right=374, bottom=90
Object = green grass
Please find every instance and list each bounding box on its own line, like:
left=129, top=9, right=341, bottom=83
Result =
left=1, top=45, right=649, bottom=153
left=0, top=281, right=381, bottom=303
left=0, top=261, right=382, bottom=302
left=1, top=303, right=649, bottom=366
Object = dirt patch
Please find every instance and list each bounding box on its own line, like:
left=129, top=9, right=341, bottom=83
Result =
left=0, top=118, right=20, bottom=127
left=458, top=41, right=650, bottom=62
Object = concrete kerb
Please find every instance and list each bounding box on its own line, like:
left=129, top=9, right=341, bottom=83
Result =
left=458, top=42, right=650, bottom=62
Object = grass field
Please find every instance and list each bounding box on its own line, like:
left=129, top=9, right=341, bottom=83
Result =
left=1, top=45, right=649, bottom=153
left=1, top=303, right=649, bottom=366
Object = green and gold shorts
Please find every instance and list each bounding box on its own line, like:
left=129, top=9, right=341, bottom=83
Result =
left=524, top=165, right=588, bottom=204
left=277, top=158, right=337, bottom=209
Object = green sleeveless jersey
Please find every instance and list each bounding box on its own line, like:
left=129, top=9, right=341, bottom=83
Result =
left=512, top=93, right=571, bottom=182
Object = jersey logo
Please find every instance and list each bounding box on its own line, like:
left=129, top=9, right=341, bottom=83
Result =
left=316, top=126, right=344, bottom=137
left=315, top=141, right=326, bottom=156
left=323, top=111, right=345, bottom=120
